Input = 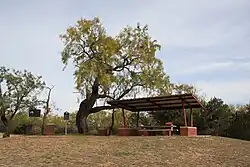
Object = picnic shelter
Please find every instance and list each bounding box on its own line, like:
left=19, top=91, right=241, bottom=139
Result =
left=107, top=93, right=206, bottom=136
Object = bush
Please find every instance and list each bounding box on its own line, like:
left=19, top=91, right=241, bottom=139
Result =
left=54, top=126, right=78, bottom=134
left=13, top=124, right=26, bottom=134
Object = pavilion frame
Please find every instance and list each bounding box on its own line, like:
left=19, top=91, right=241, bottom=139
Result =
left=107, top=93, right=206, bottom=128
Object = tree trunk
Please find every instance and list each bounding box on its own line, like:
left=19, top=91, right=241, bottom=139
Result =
left=76, top=99, right=96, bottom=134
left=107, top=109, right=116, bottom=136
left=83, top=116, right=88, bottom=135
left=75, top=74, right=136, bottom=134
left=42, top=86, right=54, bottom=135
left=76, top=111, right=84, bottom=133
left=76, top=77, right=100, bottom=134
left=1, top=114, right=10, bottom=138
left=3, top=125, right=10, bottom=138
left=76, top=102, right=117, bottom=134
left=41, top=113, right=47, bottom=135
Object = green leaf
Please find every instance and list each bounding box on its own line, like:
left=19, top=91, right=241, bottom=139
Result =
left=60, top=17, right=171, bottom=99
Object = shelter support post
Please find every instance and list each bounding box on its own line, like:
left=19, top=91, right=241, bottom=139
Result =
left=190, top=107, right=193, bottom=127
left=182, top=100, right=187, bottom=126
left=180, top=101, right=197, bottom=136
left=122, top=108, right=127, bottom=128
left=136, top=111, right=140, bottom=128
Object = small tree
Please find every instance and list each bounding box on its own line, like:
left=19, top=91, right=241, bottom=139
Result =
left=0, top=66, right=45, bottom=137
left=41, top=86, right=54, bottom=135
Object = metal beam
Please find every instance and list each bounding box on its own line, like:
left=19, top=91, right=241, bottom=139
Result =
left=136, top=111, right=140, bottom=128
left=190, top=107, right=193, bottom=127
left=182, top=100, right=187, bottom=127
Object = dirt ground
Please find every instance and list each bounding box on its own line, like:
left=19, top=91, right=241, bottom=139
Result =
left=0, top=135, right=249, bottom=167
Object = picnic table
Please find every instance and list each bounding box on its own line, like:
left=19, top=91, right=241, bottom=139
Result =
left=138, top=125, right=177, bottom=136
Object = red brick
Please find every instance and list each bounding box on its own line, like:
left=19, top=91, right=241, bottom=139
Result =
left=180, top=126, right=197, bottom=136
left=117, top=128, right=138, bottom=136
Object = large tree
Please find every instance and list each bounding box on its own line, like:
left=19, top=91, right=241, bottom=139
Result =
left=0, top=66, right=45, bottom=137
left=60, top=17, right=171, bottom=134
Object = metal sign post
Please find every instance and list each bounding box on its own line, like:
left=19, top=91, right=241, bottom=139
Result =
left=64, top=111, right=70, bottom=135
left=65, top=120, right=68, bottom=135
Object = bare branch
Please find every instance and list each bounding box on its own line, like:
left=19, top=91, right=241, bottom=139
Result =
left=10, top=95, right=25, bottom=120
left=44, top=85, right=54, bottom=112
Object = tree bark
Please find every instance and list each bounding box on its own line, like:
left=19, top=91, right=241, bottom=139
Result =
left=3, top=126, right=10, bottom=138
left=90, top=106, right=116, bottom=114
left=76, top=77, right=100, bottom=134
left=76, top=110, right=84, bottom=133
left=76, top=99, right=93, bottom=134
left=41, top=114, right=47, bottom=135
left=1, top=114, right=10, bottom=138
left=107, top=109, right=116, bottom=136
left=75, top=75, right=135, bottom=134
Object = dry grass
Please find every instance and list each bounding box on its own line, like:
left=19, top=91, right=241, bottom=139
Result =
left=0, top=135, right=250, bottom=167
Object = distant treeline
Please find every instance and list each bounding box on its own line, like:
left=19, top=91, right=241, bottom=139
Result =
left=1, top=97, right=249, bottom=140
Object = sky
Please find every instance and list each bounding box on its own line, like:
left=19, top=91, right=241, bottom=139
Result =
left=1, top=0, right=250, bottom=114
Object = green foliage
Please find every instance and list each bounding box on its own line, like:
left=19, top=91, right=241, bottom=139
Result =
left=0, top=66, right=45, bottom=136
left=126, top=112, right=153, bottom=127
left=1, top=99, right=250, bottom=140
left=0, top=66, right=45, bottom=114
left=47, top=115, right=65, bottom=126
left=226, top=104, right=250, bottom=140
left=151, top=110, right=184, bottom=126
left=88, top=109, right=153, bottom=134
left=88, top=110, right=111, bottom=129
left=172, top=83, right=198, bottom=94
left=150, top=83, right=203, bottom=126
left=60, top=17, right=170, bottom=99
left=201, top=97, right=232, bottom=135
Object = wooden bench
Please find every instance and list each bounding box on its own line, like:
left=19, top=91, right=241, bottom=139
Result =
left=138, top=128, right=173, bottom=136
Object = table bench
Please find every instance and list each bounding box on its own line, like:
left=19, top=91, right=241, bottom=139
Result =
left=138, top=125, right=177, bottom=136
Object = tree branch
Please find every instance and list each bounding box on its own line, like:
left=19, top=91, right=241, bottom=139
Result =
left=116, top=83, right=143, bottom=100
left=10, top=94, right=25, bottom=120
left=89, top=105, right=116, bottom=114
left=112, top=57, right=134, bottom=72
left=45, top=85, right=54, bottom=115
left=98, top=94, right=114, bottom=100
left=78, top=41, right=91, bottom=57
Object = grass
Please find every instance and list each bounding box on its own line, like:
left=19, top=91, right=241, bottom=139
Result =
left=0, top=135, right=250, bottom=167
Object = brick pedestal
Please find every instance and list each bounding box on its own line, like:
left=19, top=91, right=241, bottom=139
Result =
left=117, top=128, right=138, bottom=136
left=44, top=124, right=56, bottom=135
left=180, top=126, right=197, bottom=136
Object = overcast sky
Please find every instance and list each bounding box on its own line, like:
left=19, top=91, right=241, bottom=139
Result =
left=1, top=0, right=250, bottom=114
